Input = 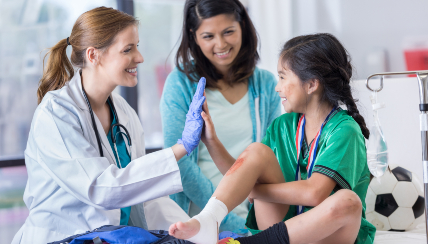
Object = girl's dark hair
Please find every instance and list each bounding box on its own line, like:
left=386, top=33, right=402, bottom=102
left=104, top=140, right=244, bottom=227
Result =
left=176, top=0, right=259, bottom=88
left=280, top=33, right=370, bottom=139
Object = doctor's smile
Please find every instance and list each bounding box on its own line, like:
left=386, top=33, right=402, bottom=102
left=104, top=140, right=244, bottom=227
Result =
left=125, top=67, right=138, bottom=76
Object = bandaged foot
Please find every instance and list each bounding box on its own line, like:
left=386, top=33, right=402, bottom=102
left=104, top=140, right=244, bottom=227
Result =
left=169, top=197, right=228, bottom=244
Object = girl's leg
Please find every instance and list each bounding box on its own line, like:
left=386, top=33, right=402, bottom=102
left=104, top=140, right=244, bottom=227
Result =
left=213, top=143, right=289, bottom=230
left=254, top=199, right=290, bottom=230
left=285, top=189, right=362, bottom=244
left=169, top=143, right=289, bottom=238
left=234, top=189, right=362, bottom=244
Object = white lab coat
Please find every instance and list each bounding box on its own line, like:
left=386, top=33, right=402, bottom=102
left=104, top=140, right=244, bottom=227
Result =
left=12, top=71, right=190, bottom=244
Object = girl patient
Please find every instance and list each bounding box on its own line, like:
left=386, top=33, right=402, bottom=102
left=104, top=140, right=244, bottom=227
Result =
left=169, top=33, right=376, bottom=244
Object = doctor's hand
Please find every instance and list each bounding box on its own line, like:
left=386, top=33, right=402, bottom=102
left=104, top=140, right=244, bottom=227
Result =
left=177, top=77, right=206, bottom=156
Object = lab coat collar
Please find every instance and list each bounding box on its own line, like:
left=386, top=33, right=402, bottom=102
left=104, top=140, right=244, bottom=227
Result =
left=68, top=69, right=90, bottom=111
left=68, top=69, right=130, bottom=128
left=67, top=69, right=132, bottom=163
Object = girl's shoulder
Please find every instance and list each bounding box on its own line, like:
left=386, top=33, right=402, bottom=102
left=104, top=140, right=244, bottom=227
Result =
left=325, top=109, right=364, bottom=137
left=269, top=112, right=300, bottom=131
left=268, top=109, right=363, bottom=135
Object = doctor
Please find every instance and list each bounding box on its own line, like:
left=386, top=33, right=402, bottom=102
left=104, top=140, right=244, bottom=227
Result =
left=12, top=6, right=205, bottom=244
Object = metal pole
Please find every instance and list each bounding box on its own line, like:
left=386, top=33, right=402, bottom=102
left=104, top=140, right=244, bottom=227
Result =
left=417, top=74, right=428, bottom=243
left=422, top=122, right=428, bottom=242
left=366, top=71, right=428, bottom=243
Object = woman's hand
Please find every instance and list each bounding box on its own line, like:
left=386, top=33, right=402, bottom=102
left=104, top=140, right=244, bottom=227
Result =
left=200, top=97, right=219, bottom=145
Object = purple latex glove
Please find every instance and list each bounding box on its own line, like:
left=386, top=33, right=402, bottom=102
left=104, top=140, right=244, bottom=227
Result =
left=178, top=77, right=206, bottom=155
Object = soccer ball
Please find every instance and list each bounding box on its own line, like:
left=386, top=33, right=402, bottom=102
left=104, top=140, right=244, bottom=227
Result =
left=365, top=164, right=425, bottom=231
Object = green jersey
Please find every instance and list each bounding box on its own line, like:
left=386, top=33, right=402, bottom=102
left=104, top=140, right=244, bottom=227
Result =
left=245, top=109, right=376, bottom=244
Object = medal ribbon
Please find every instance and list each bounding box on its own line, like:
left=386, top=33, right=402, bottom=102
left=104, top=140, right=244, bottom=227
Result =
left=294, top=107, right=337, bottom=215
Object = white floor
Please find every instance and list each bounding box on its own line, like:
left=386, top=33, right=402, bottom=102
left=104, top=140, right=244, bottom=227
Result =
left=374, top=223, right=427, bottom=244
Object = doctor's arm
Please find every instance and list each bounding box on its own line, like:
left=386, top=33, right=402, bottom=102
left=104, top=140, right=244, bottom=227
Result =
left=34, top=99, right=182, bottom=210
left=171, top=144, right=187, bottom=161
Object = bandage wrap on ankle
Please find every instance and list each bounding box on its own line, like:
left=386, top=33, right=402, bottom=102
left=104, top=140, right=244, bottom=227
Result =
left=187, top=197, right=228, bottom=244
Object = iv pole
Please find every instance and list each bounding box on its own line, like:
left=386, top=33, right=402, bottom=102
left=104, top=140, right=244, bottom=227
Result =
left=366, top=70, right=428, bottom=242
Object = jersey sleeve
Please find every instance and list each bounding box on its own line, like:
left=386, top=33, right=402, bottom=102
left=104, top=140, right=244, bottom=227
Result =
left=312, top=120, right=367, bottom=190
left=261, top=123, right=274, bottom=148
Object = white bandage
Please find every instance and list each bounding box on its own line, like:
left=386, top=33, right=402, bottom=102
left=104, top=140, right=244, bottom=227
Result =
left=187, top=197, right=228, bottom=244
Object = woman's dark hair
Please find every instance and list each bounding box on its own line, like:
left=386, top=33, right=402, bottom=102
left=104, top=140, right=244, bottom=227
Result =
left=176, top=0, right=259, bottom=88
left=280, top=33, right=370, bottom=139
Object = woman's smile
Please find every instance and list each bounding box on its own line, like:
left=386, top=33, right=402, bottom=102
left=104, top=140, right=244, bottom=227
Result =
left=214, top=47, right=232, bottom=59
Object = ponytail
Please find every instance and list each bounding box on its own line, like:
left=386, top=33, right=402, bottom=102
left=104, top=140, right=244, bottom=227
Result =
left=37, top=39, right=73, bottom=104
left=280, top=33, right=370, bottom=139
left=37, top=7, right=138, bottom=104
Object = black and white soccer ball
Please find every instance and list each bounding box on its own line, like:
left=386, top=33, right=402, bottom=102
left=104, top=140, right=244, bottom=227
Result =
left=365, top=164, right=425, bottom=231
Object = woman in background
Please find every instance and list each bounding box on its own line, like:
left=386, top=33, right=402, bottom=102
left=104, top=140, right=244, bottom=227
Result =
left=160, top=0, right=280, bottom=232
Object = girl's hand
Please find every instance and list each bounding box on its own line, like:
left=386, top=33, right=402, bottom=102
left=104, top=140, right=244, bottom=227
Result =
left=200, top=96, right=218, bottom=145
left=247, top=183, right=260, bottom=204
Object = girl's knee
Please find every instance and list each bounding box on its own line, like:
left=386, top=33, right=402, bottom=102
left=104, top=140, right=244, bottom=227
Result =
left=246, top=143, right=275, bottom=159
left=328, top=190, right=362, bottom=220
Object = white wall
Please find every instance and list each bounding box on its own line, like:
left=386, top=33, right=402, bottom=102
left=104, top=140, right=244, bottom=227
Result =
left=245, top=0, right=292, bottom=76
left=292, top=0, right=428, bottom=79
left=352, top=77, right=423, bottom=180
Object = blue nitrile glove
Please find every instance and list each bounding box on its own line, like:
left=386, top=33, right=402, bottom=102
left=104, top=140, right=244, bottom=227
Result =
left=178, top=77, right=206, bottom=155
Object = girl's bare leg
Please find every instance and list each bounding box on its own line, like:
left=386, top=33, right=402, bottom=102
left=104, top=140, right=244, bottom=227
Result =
left=254, top=199, right=290, bottom=230
left=213, top=143, right=289, bottom=230
left=285, top=189, right=362, bottom=244
left=169, top=142, right=289, bottom=237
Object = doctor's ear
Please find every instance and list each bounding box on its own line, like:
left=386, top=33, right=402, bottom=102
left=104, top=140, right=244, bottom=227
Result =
left=86, top=47, right=100, bottom=66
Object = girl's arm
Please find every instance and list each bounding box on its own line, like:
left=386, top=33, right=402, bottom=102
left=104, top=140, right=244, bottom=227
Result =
left=200, top=100, right=236, bottom=175
left=250, top=173, right=337, bottom=207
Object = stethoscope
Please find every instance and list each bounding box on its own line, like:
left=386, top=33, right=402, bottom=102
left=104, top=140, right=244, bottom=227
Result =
left=82, top=88, right=132, bottom=168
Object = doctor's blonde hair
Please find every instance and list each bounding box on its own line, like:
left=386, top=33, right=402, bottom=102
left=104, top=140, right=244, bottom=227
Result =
left=37, top=7, right=138, bottom=104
